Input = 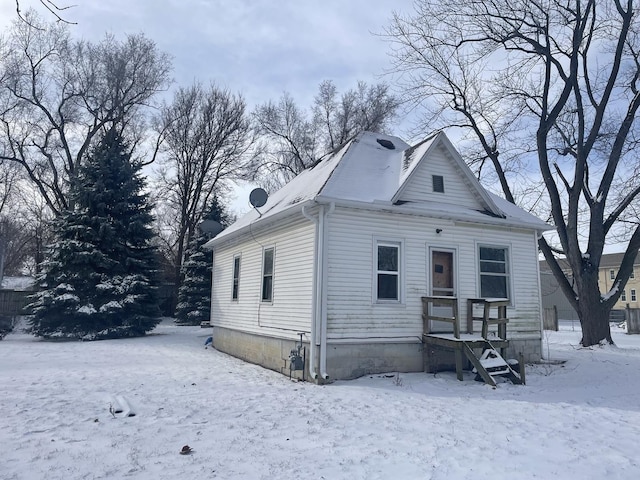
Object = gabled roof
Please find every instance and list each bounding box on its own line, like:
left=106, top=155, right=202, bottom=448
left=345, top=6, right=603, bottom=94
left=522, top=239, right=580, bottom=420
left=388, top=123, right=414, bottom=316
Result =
left=598, top=251, right=640, bottom=269
left=206, top=131, right=551, bottom=247
left=392, top=132, right=503, bottom=216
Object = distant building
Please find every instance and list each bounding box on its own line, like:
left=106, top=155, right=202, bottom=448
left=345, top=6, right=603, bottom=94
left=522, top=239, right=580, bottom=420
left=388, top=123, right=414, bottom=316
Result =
left=540, top=252, right=640, bottom=319
left=598, top=252, right=640, bottom=310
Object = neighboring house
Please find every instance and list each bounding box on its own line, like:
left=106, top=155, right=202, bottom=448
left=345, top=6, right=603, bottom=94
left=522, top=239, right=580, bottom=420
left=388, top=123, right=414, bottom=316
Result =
left=206, top=131, right=550, bottom=381
left=540, top=252, right=640, bottom=320
left=599, top=252, right=640, bottom=310
left=539, top=261, right=579, bottom=321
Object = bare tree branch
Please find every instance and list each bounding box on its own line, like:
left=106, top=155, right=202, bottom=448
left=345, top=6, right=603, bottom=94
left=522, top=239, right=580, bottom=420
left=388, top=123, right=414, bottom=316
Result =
left=15, top=1, right=77, bottom=26
left=0, top=13, right=172, bottom=214
left=153, top=82, right=254, bottom=290
left=251, top=80, right=398, bottom=189
left=386, top=0, right=640, bottom=346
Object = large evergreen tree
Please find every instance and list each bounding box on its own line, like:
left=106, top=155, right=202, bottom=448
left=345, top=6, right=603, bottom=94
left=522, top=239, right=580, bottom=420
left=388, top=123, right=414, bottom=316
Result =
left=174, top=198, right=229, bottom=325
left=29, top=129, right=161, bottom=339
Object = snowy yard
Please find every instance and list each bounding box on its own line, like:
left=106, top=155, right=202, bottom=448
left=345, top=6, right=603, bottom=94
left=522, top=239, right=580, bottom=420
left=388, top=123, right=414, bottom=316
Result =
left=1, top=320, right=639, bottom=480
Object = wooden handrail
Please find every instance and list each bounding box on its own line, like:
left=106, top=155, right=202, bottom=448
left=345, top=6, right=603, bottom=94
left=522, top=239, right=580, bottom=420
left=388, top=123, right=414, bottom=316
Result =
left=466, top=298, right=509, bottom=341
left=421, top=296, right=459, bottom=338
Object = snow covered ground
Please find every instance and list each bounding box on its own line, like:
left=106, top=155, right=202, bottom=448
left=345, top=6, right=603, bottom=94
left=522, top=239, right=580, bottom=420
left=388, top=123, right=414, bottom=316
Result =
left=1, top=320, right=639, bottom=480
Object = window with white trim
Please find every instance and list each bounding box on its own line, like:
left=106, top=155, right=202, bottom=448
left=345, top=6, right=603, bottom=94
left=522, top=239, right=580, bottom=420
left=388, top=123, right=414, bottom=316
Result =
left=631, top=269, right=635, bottom=279
left=610, top=269, right=615, bottom=280
left=376, top=242, right=400, bottom=301
left=632, top=289, right=637, bottom=302
left=478, top=245, right=510, bottom=299
left=621, top=290, right=627, bottom=302
left=261, top=247, right=274, bottom=302
left=232, top=255, right=241, bottom=301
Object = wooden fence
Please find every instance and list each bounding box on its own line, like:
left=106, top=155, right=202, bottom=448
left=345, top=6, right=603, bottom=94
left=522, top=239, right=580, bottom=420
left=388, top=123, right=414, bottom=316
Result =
left=626, top=308, right=640, bottom=334
left=543, top=306, right=558, bottom=331
left=0, top=290, right=33, bottom=316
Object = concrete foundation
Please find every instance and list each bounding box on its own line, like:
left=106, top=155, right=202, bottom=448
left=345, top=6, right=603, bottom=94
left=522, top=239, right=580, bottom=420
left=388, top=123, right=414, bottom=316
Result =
left=213, top=326, right=541, bottom=382
left=213, top=327, right=426, bottom=381
left=324, top=341, right=424, bottom=380
left=424, top=337, right=542, bottom=374
left=212, top=326, right=308, bottom=381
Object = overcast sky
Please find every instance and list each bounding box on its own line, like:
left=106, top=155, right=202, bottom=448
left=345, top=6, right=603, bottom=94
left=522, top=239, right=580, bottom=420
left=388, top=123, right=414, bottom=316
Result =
left=0, top=0, right=417, bottom=212
left=1, top=0, right=416, bottom=109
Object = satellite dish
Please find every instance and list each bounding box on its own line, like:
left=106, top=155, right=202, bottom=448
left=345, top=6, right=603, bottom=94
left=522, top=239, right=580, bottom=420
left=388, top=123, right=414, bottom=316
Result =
left=249, top=188, right=268, bottom=208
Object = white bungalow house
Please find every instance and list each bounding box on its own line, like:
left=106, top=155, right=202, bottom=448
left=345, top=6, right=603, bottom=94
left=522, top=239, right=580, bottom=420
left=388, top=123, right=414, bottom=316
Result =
left=205, top=131, right=550, bottom=382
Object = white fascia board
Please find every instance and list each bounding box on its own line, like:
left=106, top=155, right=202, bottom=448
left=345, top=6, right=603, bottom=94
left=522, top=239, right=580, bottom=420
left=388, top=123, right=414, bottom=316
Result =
left=315, top=195, right=551, bottom=232
left=204, top=200, right=316, bottom=249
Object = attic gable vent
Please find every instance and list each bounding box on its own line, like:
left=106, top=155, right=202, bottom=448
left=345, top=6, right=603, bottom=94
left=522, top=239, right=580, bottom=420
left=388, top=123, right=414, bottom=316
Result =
left=433, top=175, right=445, bottom=193
left=376, top=138, right=395, bottom=150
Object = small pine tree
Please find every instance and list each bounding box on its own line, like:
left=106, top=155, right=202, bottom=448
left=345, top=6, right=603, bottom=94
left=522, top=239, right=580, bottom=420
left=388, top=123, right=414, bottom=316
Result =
left=174, top=199, right=230, bottom=325
left=29, top=129, right=161, bottom=339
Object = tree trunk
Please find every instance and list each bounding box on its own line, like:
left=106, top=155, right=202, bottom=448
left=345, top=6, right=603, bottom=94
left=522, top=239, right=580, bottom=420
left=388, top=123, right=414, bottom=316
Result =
left=578, top=295, right=613, bottom=347
left=571, top=260, right=615, bottom=346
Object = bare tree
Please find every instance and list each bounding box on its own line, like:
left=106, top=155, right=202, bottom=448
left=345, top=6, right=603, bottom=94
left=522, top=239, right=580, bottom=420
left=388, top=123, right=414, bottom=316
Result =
left=0, top=177, right=55, bottom=277
left=386, top=0, right=640, bottom=346
left=0, top=161, right=20, bottom=216
left=0, top=12, right=172, bottom=215
left=252, top=80, right=398, bottom=189
left=154, top=83, right=253, bottom=291
left=0, top=146, right=22, bottom=279
left=15, top=1, right=76, bottom=25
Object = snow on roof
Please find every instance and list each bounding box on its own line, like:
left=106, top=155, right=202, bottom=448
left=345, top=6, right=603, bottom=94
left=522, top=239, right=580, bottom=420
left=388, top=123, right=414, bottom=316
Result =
left=207, top=131, right=551, bottom=247
left=206, top=140, right=353, bottom=243
left=487, top=192, right=552, bottom=231
left=319, top=132, right=410, bottom=202
left=399, top=133, right=438, bottom=185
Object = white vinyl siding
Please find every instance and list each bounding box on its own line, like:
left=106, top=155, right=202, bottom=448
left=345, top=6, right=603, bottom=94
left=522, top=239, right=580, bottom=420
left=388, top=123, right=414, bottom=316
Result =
left=211, top=217, right=315, bottom=338
left=398, top=144, right=483, bottom=209
left=325, top=207, right=542, bottom=341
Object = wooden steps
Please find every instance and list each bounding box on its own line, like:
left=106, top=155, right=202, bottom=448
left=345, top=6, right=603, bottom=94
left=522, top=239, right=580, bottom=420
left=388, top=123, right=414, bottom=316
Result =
left=465, top=341, right=524, bottom=387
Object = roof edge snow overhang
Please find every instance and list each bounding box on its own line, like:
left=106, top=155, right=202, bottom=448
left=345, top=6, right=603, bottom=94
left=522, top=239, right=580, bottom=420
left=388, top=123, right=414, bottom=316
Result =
left=314, top=195, right=553, bottom=233
left=206, top=191, right=552, bottom=251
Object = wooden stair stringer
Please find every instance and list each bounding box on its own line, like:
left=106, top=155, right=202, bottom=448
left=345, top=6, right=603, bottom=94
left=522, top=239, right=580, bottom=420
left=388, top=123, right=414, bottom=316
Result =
left=461, top=342, right=496, bottom=387
left=483, top=339, right=523, bottom=385
left=462, top=340, right=523, bottom=386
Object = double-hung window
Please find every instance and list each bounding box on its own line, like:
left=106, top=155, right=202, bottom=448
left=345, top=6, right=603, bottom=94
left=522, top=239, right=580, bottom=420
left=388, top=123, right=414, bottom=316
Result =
left=610, top=269, right=615, bottom=280
left=478, top=246, right=510, bottom=299
left=376, top=241, right=401, bottom=302
left=632, top=289, right=637, bottom=302
left=621, top=290, right=627, bottom=302
left=261, top=247, right=275, bottom=302
left=232, top=255, right=241, bottom=301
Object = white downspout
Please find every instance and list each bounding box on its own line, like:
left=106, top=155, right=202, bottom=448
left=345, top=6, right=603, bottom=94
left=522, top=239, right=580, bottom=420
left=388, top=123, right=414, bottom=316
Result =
left=302, top=204, right=320, bottom=379
left=319, top=202, right=335, bottom=379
